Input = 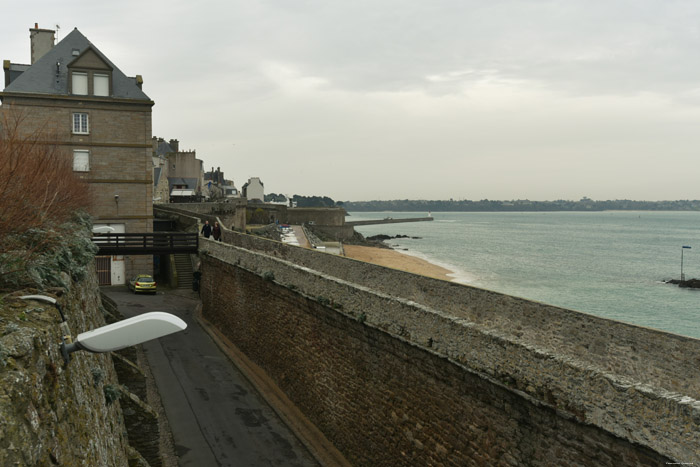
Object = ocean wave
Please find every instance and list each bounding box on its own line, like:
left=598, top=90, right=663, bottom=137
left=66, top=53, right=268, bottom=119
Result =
left=394, top=248, right=477, bottom=284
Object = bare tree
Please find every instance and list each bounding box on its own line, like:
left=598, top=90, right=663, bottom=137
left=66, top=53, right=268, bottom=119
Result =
left=0, top=110, right=91, bottom=285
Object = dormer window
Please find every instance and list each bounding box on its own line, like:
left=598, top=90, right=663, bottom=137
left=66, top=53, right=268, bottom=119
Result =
left=70, top=70, right=111, bottom=97
left=68, top=47, right=114, bottom=97
left=72, top=72, right=88, bottom=95
left=94, top=73, right=109, bottom=96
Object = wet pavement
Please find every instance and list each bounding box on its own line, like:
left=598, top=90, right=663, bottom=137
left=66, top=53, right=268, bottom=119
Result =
left=102, top=286, right=318, bottom=467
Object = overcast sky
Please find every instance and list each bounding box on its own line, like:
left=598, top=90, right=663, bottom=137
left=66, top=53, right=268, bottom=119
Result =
left=3, top=1, right=700, bottom=201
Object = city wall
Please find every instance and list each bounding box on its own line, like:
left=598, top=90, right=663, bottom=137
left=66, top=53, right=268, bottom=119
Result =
left=156, top=202, right=246, bottom=232
left=199, top=234, right=700, bottom=465
left=287, top=207, right=346, bottom=226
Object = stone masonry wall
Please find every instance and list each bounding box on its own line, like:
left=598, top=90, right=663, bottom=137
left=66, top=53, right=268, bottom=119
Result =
left=218, top=231, right=700, bottom=399
left=159, top=202, right=246, bottom=232
left=287, top=207, right=346, bottom=226
left=0, top=268, right=135, bottom=466
left=199, top=238, right=700, bottom=464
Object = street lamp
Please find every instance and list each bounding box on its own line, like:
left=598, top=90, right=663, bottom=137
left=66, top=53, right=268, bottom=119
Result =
left=61, top=312, right=186, bottom=363
left=681, top=246, right=692, bottom=281
left=18, top=297, right=187, bottom=364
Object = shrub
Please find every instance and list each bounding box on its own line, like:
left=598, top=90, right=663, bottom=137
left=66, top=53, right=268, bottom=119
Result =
left=103, top=384, right=121, bottom=406
left=0, top=111, right=90, bottom=239
left=0, top=111, right=92, bottom=288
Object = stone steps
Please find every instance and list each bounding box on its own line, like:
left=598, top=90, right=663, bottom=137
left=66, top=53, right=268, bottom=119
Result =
left=174, top=254, right=193, bottom=289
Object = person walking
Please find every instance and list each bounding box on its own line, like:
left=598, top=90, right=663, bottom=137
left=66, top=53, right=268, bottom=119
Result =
left=201, top=220, right=212, bottom=238
left=212, top=222, right=222, bottom=241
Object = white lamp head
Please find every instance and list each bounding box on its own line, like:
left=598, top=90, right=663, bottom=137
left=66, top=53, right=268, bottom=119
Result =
left=62, top=312, right=187, bottom=362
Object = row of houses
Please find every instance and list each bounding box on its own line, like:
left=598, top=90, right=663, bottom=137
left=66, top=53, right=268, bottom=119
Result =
left=1, top=24, right=266, bottom=285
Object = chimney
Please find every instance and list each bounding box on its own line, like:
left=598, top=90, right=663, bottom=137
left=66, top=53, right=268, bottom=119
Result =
left=30, top=23, right=56, bottom=64
left=169, top=139, right=179, bottom=152
left=3, top=60, right=10, bottom=88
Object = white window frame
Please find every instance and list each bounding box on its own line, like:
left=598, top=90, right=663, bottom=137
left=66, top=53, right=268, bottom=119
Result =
left=73, top=150, right=90, bottom=172
left=71, top=72, right=88, bottom=95
left=72, top=113, right=89, bottom=134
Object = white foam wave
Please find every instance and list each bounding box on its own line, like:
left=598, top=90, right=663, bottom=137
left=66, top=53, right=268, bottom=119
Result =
left=393, top=247, right=477, bottom=284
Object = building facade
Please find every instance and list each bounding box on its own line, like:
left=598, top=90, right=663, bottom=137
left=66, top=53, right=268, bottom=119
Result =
left=1, top=25, right=155, bottom=284
left=152, top=137, right=172, bottom=205
left=242, top=177, right=264, bottom=202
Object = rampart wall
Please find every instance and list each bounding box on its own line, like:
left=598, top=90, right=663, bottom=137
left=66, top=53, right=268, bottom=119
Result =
left=287, top=207, right=346, bottom=226
left=159, top=202, right=246, bottom=231
left=346, top=216, right=434, bottom=226
left=199, top=234, right=700, bottom=465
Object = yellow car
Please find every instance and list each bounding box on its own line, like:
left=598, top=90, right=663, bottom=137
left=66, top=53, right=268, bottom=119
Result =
left=128, top=274, right=157, bottom=294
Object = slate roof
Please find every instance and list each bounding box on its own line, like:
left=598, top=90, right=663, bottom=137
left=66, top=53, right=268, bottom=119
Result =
left=156, top=140, right=174, bottom=156
left=154, top=167, right=162, bottom=186
left=3, top=28, right=151, bottom=101
left=168, top=177, right=199, bottom=191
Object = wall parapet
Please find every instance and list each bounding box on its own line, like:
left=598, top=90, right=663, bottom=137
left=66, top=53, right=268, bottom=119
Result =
left=200, top=238, right=700, bottom=462
left=217, top=231, right=700, bottom=397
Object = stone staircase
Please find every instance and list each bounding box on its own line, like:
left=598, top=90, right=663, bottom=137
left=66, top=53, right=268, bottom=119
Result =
left=173, top=254, right=193, bottom=289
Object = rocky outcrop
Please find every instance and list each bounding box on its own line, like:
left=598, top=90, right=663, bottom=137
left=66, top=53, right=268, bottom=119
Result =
left=0, top=217, right=172, bottom=466
left=0, top=277, right=136, bottom=466
left=366, top=234, right=422, bottom=241
left=665, top=278, right=700, bottom=288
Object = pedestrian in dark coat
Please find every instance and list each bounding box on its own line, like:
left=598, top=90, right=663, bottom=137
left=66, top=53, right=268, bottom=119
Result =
left=201, top=220, right=212, bottom=238
left=212, top=222, right=221, bottom=241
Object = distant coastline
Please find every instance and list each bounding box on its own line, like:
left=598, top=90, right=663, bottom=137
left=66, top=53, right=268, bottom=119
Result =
left=342, top=198, right=700, bottom=212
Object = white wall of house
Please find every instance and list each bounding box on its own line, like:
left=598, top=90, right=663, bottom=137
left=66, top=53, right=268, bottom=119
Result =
left=246, top=177, right=264, bottom=201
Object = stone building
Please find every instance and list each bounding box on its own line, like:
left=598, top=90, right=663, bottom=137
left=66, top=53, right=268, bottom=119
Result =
left=1, top=24, right=154, bottom=285
left=204, top=166, right=239, bottom=200
left=157, top=137, right=204, bottom=202
left=152, top=137, right=172, bottom=204
left=242, top=176, right=264, bottom=202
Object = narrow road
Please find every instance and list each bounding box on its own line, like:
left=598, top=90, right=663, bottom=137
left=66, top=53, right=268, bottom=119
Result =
left=290, top=226, right=311, bottom=248
left=102, top=287, right=318, bottom=467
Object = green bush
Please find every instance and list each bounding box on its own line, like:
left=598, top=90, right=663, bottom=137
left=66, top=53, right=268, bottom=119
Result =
left=0, top=211, right=97, bottom=290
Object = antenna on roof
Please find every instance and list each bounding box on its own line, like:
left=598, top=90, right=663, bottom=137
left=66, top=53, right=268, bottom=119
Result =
left=55, top=24, right=61, bottom=41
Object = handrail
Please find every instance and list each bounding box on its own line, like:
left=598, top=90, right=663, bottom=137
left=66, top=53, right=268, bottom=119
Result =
left=92, top=232, right=199, bottom=255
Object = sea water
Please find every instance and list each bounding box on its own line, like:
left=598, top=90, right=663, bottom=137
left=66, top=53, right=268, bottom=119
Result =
left=349, top=211, right=700, bottom=339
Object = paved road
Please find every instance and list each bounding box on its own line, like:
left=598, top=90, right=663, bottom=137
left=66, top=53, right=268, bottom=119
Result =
left=103, top=287, right=318, bottom=467
left=290, top=226, right=310, bottom=248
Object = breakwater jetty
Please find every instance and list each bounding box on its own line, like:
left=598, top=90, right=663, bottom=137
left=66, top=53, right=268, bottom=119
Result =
left=346, top=216, right=434, bottom=226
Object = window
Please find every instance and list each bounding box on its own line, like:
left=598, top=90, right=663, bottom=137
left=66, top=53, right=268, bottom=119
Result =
left=73, top=150, right=89, bottom=172
left=72, top=113, right=89, bottom=134
left=70, top=70, right=111, bottom=96
left=94, top=73, right=109, bottom=96
left=72, top=72, right=88, bottom=95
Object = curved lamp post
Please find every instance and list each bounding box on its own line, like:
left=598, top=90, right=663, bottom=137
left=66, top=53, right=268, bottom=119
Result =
left=20, top=294, right=66, bottom=321
left=17, top=296, right=186, bottom=364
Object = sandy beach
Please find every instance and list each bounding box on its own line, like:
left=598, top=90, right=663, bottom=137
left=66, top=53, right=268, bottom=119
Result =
left=343, top=245, right=454, bottom=281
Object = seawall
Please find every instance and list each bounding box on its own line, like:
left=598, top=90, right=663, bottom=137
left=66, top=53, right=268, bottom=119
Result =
left=199, top=234, right=699, bottom=465
left=346, top=217, right=434, bottom=226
